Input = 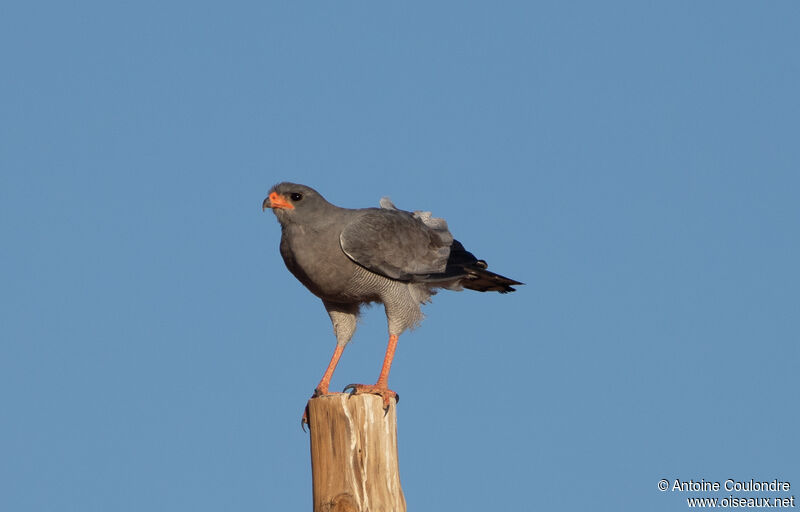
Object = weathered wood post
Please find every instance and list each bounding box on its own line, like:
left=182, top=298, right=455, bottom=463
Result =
left=307, top=394, right=406, bottom=512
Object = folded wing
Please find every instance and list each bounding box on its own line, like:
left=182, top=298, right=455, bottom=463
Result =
left=340, top=208, right=453, bottom=281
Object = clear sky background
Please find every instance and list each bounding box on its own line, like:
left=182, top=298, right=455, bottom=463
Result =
left=2, top=2, right=798, bottom=511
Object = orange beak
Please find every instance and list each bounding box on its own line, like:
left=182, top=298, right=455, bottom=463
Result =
left=262, top=191, right=295, bottom=211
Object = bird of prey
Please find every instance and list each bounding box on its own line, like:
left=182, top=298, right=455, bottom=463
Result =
left=262, top=182, right=521, bottom=417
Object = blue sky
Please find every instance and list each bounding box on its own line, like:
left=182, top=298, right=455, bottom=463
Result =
left=2, top=1, right=798, bottom=510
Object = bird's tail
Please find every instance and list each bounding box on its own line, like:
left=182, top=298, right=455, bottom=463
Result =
left=461, top=262, right=522, bottom=293
left=413, top=239, right=523, bottom=293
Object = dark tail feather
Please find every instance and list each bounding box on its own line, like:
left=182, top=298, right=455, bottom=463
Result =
left=415, top=239, right=522, bottom=292
left=462, top=263, right=522, bottom=293
left=442, top=240, right=523, bottom=293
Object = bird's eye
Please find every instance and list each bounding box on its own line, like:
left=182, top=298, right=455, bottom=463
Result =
left=290, top=193, right=303, bottom=202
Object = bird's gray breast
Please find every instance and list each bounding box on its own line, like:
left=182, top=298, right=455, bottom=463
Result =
left=279, top=223, right=359, bottom=301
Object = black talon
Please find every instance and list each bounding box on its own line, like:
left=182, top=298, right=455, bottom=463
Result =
left=343, top=384, right=357, bottom=395
left=381, top=393, right=399, bottom=416
left=301, top=403, right=310, bottom=432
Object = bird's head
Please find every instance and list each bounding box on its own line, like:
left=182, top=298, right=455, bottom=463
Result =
left=262, top=182, right=331, bottom=225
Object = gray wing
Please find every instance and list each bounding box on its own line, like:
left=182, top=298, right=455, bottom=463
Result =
left=340, top=208, right=454, bottom=281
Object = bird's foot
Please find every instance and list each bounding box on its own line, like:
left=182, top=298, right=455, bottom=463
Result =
left=302, top=387, right=347, bottom=431
left=343, top=383, right=400, bottom=410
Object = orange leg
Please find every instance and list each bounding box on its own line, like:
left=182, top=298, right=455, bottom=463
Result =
left=375, top=333, right=398, bottom=389
left=344, top=334, right=400, bottom=409
left=314, top=343, right=346, bottom=396
left=303, top=343, right=347, bottom=430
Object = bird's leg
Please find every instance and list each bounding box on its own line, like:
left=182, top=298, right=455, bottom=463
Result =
left=344, top=334, right=400, bottom=410
left=374, top=333, right=398, bottom=391
left=302, top=342, right=347, bottom=431
left=314, top=342, right=346, bottom=396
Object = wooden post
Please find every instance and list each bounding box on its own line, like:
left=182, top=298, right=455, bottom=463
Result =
left=308, top=394, right=406, bottom=512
